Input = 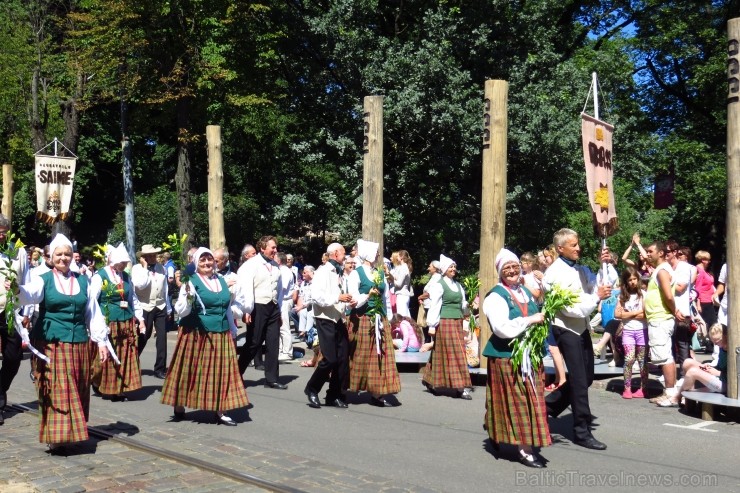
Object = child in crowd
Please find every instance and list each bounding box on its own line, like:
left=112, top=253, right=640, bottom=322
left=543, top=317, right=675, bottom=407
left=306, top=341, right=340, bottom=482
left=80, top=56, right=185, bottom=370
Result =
left=391, top=314, right=423, bottom=352
left=658, top=324, right=727, bottom=407
left=614, top=267, right=649, bottom=398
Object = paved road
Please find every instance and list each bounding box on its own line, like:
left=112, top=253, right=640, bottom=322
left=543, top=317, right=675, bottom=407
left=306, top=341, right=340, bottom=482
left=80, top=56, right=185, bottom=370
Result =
left=2, top=331, right=740, bottom=493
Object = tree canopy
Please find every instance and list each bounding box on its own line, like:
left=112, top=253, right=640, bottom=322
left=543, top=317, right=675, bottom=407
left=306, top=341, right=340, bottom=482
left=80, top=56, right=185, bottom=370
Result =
left=0, top=0, right=734, bottom=273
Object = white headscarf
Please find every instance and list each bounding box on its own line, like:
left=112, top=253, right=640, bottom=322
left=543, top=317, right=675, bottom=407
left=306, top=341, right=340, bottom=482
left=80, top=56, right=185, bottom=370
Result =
left=49, top=234, right=73, bottom=256
left=109, top=243, right=131, bottom=266
left=192, top=247, right=214, bottom=271
left=357, top=239, right=379, bottom=264
left=495, top=248, right=520, bottom=275
left=439, top=254, right=455, bottom=274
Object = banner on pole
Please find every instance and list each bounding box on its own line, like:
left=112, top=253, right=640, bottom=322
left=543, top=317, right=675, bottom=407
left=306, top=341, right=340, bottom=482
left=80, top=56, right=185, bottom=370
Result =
left=35, top=155, right=76, bottom=224
left=581, top=113, right=618, bottom=237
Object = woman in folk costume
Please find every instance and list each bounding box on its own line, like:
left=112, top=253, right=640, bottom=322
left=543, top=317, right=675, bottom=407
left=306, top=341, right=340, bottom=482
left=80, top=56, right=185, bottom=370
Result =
left=346, top=239, right=401, bottom=407
left=482, top=248, right=550, bottom=468
left=15, top=234, right=109, bottom=452
left=161, top=247, right=248, bottom=426
left=90, top=243, right=145, bottom=401
left=422, top=254, right=472, bottom=399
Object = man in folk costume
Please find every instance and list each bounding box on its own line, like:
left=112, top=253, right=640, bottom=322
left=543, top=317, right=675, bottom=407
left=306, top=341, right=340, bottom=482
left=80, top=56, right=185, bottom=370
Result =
left=132, top=244, right=172, bottom=379
left=234, top=235, right=286, bottom=389
left=482, top=248, right=550, bottom=468
left=0, top=215, right=25, bottom=425
left=304, top=243, right=353, bottom=409
left=346, top=239, right=400, bottom=407
left=543, top=228, right=612, bottom=451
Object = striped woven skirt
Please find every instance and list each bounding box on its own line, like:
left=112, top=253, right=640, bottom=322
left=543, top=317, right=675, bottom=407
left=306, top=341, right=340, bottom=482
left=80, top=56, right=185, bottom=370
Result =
left=347, top=314, right=401, bottom=395
left=32, top=340, right=91, bottom=444
left=92, top=319, right=142, bottom=395
left=161, top=326, right=248, bottom=411
left=485, top=357, right=551, bottom=447
left=422, top=318, right=471, bottom=390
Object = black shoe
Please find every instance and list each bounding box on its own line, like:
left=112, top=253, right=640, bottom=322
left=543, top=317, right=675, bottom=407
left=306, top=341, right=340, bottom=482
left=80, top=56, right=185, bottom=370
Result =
left=154, top=371, right=167, bottom=379
left=110, top=394, right=127, bottom=402
left=458, top=389, right=472, bottom=400
left=264, top=382, right=288, bottom=390
left=326, top=398, right=348, bottom=408
left=0, top=410, right=4, bottom=426
left=370, top=396, right=393, bottom=407
left=216, top=413, right=237, bottom=426
left=305, top=389, right=321, bottom=408
left=91, top=385, right=101, bottom=397
left=574, top=437, right=607, bottom=450
left=173, top=407, right=185, bottom=422
left=519, top=454, right=545, bottom=468
left=255, top=365, right=265, bottom=371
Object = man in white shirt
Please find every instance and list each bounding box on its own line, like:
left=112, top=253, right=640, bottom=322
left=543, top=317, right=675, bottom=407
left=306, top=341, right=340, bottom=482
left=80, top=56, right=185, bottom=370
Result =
left=304, top=243, right=354, bottom=408
left=543, top=228, right=612, bottom=451
left=664, top=240, right=692, bottom=377
left=277, top=252, right=296, bottom=361
left=0, top=217, right=24, bottom=425
left=132, top=244, right=172, bottom=379
left=234, top=236, right=286, bottom=389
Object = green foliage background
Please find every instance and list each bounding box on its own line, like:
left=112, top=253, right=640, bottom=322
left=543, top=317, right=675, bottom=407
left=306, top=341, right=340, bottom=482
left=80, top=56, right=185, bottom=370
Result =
left=0, top=0, right=733, bottom=275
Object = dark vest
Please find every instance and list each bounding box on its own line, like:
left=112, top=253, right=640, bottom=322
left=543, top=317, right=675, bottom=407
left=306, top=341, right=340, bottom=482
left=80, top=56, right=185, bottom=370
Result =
left=97, top=268, right=134, bottom=322
left=352, top=266, right=386, bottom=317
left=179, top=274, right=231, bottom=333
left=482, top=284, right=538, bottom=359
left=32, top=270, right=90, bottom=343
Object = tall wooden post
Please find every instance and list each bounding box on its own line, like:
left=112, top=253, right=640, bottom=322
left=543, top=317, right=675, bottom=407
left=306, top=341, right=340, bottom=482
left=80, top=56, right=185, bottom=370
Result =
left=478, top=80, right=509, bottom=365
left=207, top=125, right=225, bottom=250
left=362, top=96, right=384, bottom=262
left=726, top=19, right=740, bottom=399
left=2, top=164, right=13, bottom=223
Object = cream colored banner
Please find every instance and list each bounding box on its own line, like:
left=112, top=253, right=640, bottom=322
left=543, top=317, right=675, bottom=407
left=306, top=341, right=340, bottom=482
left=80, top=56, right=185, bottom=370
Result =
left=35, top=155, right=76, bottom=223
left=581, top=113, right=618, bottom=236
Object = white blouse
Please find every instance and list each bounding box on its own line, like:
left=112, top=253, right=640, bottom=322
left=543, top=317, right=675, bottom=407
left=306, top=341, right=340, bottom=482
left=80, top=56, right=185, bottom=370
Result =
left=89, top=266, right=144, bottom=321
left=175, top=274, right=238, bottom=336
left=346, top=264, right=393, bottom=315
left=482, top=285, right=534, bottom=339
left=426, top=277, right=468, bottom=328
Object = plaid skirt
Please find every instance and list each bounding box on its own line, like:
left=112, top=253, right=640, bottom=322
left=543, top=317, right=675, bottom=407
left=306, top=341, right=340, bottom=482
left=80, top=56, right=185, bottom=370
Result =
left=422, top=318, right=471, bottom=390
left=161, top=326, right=248, bottom=411
left=32, top=339, right=91, bottom=444
left=485, top=357, right=551, bottom=447
left=348, top=314, right=401, bottom=395
left=92, top=320, right=142, bottom=395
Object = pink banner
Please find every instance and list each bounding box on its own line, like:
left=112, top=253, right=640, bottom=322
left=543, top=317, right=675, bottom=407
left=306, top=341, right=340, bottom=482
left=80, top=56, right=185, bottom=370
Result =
left=581, top=113, right=618, bottom=237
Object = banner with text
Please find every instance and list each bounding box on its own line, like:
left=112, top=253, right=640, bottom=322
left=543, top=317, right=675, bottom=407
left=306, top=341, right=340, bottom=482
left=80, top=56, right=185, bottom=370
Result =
left=581, top=113, right=618, bottom=237
left=35, top=155, right=76, bottom=224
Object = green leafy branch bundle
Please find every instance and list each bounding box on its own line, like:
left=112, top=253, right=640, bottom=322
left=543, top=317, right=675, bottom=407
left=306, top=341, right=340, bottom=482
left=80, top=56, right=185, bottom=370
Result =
left=0, top=233, right=26, bottom=335
left=509, top=283, right=580, bottom=373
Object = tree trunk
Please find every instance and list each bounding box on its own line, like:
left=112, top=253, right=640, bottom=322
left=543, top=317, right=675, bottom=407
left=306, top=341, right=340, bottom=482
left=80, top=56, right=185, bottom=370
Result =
left=176, top=97, right=195, bottom=247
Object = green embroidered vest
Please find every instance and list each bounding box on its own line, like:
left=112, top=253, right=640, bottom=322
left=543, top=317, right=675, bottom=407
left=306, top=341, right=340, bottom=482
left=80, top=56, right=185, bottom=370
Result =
left=439, top=278, right=463, bottom=319
left=482, top=284, right=538, bottom=359
left=97, top=268, right=134, bottom=322
left=32, top=270, right=90, bottom=343
left=179, top=274, right=231, bottom=333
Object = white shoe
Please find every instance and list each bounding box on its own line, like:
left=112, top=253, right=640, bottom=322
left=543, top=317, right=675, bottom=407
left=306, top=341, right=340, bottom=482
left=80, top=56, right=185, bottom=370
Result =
left=278, top=353, right=293, bottom=361
left=658, top=375, right=665, bottom=383
left=608, top=359, right=616, bottom=367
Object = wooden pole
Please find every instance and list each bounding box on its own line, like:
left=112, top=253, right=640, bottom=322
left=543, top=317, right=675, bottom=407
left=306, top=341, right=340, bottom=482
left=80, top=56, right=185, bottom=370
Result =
left=207, top=125, right=225, bottom=250
left=726, top=18, right=740, bottom=400
left=478, top=80, right=509, bottom=366
left=2, top=164, right=13, bottom=223
left=362, top=96, right=384, bottom=263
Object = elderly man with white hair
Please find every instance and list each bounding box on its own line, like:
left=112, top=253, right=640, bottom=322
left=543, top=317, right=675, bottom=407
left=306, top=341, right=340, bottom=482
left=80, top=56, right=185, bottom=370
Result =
left=304, top=243, right=354, bottom=409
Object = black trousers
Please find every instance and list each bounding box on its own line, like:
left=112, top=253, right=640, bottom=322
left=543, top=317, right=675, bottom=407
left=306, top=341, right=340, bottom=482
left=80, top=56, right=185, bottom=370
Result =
left=305, top=317, right=349, bottom=401
left=138, top=307, right=168, bottom=374
left=673, top=319, right=691, bottom=377
left=0, top=317, right=23, bottom=410
left=238, top=302, right=281, bottom=384
left=545, top=326, right=595, bottom=442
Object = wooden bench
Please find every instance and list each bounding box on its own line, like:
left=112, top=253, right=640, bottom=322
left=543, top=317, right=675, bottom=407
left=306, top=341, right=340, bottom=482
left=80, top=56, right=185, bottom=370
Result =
left=681, top=389, right=740, bottom=420
left=394, top=351, right=430, bottom=364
